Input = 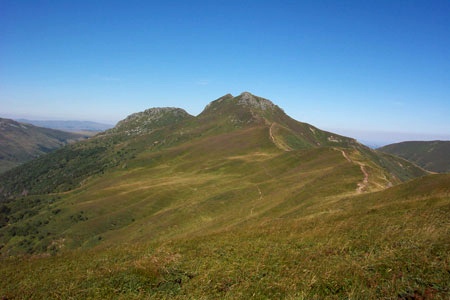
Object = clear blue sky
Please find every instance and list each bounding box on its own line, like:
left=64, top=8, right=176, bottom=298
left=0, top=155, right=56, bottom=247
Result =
left=1, top=0, right=449, bottom=145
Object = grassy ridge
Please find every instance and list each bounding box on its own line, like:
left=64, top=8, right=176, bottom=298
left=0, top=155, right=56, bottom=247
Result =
left=1, top=104, right=407, bottom=252
left=0, top=93, right=426, bottom=198
left=0, top=140, right=367, bottom=254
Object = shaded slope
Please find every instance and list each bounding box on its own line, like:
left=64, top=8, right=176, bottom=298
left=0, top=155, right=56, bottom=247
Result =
left=379, top=140, right=450, bottom=173
left=0, top=118, right=88, bottom=173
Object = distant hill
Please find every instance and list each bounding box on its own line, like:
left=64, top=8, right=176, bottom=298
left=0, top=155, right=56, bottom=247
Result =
left=17, top=119, right=114, bottom=133
left=0, top=118, right=88, bottom=173
left=378, top=140, right=450, bottom=173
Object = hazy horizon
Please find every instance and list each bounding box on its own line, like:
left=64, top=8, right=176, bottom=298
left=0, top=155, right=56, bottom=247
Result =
left=2, top=103, right=449, bottom=147
left=1, top=1, right=449, bottom=145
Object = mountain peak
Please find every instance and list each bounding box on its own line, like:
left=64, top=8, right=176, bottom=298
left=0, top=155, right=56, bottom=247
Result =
left=236, top=92, right=276, bottom=111
left=197, top=92, right=285, bottom=130
left=107, top=107, right=193, bottom=136
left=201, top=92, right=278, bottom=114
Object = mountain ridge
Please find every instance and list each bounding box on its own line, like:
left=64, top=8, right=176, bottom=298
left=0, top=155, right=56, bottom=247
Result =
left=0, top=93, right=427, bottom=200
left=0, top=118, right=88, bottom=174
left=378, top=140, right=450, bottom=173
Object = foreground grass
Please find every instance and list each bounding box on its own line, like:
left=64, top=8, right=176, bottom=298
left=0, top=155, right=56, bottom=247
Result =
left=1, top=175, right=449, bottom=299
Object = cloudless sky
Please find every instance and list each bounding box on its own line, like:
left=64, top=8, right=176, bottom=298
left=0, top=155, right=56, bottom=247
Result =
left=1, top=0, right=449, bottom=145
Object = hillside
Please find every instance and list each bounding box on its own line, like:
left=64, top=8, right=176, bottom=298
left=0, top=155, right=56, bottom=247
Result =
left=0, top=93, right=426, bottom=199
left=0, top=92, right=444, bottom=299
left=1, top=173, right=448, bottom=298
left=379, top=140, right=450, bottom=173
left=0, top=118, right=88, bottom=173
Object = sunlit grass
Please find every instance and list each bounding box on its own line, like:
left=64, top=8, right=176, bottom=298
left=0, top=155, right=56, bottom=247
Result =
left=1, top=174, right=449, bottom=299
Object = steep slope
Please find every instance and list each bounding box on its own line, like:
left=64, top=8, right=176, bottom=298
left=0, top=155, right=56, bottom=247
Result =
left=0, top=118, right=88, bottom=173
left=194, top=92, right=425, bottom=183
left=197, top=92, right=360, bottom=149
left=379, top=140, right=450, bottom=173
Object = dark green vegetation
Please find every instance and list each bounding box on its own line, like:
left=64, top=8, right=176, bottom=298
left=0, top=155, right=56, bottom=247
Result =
left=379, top=140, right=450, bottom=173
left=0, top=118, right=89, bottom=173
left=1, top=92, right=448, bottom=299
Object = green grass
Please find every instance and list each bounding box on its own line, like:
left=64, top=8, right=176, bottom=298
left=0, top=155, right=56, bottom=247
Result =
left=1, top=174, right=449, bottom=299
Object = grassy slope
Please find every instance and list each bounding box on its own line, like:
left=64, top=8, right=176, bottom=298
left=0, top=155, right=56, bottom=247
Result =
left=1, top=120, right=409, bottom=255
left=379, top=141, right=450, bottom=173
left=0, top=130, right=445, bottom=298
left=1, top=173, right=448, bottom=299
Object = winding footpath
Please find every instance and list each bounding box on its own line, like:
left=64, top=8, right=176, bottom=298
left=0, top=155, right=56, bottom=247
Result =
left=356, top=164, right=369, bottom=193
left=269, top=123, right=292, bottom=152
left=339, top=149, right=369, bottom=193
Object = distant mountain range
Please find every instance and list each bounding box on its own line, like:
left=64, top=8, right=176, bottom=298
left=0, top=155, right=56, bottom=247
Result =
left=0, top=118, right=89, bottom=173
left=17, top=119, right=114, bottom=133
left=0, top=92, right=448, bottom=299
left=378, top=140, right=450, bottom=173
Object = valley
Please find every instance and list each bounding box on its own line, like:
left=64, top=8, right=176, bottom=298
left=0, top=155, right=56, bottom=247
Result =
left=0, top=118, right=89, bottom=174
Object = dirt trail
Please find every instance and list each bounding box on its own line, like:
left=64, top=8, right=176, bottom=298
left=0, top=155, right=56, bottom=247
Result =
left=340, top=150, right=352, bottom=162
left=356, top=164, right=369, bottom=193
left=269, top=123, right=292, bottom=151
left=338, top=149, right=369, bottom=193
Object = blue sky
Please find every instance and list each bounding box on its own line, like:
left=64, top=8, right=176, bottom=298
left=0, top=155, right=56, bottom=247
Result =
left=1, top=0, right=449, bottom=145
